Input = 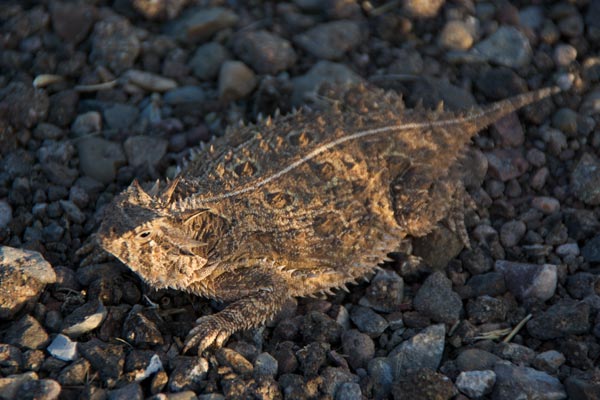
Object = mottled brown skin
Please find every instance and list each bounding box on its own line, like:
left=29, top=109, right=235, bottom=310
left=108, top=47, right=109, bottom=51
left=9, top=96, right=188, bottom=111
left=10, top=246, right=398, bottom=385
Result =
left=95, top=84, right=559, bottom=353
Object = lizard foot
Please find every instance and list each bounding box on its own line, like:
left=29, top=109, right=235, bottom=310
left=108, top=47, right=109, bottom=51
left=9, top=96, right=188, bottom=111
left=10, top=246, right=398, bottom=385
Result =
left=182, top=315, right=231, bottom=354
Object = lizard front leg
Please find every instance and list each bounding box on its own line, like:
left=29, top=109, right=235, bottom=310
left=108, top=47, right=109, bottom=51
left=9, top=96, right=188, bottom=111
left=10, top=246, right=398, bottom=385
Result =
left=183, top=267, right=289, bottom=354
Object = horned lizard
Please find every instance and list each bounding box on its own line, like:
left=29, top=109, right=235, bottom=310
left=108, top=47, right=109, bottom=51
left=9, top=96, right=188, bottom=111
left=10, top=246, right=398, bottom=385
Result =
left=92, top=84, right=560, bottom=353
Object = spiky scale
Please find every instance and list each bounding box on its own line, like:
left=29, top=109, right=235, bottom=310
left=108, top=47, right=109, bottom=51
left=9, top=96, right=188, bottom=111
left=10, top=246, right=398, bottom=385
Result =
left=95, top=84, right=561, bottom=354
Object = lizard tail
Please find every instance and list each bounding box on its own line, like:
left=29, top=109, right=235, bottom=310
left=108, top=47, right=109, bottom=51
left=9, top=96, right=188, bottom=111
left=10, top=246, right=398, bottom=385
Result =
left=466, top=86, right=562, bottom=133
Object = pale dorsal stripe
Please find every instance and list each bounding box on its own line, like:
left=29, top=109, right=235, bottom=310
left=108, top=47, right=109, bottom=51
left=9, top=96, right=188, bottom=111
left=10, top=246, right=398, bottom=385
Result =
left=172, top=86, right=559, bottom=208
left=174, top=104, right=501, bottom=208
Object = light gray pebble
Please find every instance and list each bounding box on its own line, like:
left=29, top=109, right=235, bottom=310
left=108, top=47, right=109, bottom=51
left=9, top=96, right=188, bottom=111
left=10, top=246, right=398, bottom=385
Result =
left=388, top=324, right=445, bottom=380
left=47, top=333, right=78, bottom=361
left=456, top=370, right=496, bottom=398
left=61, top=300, right=107, bottom=338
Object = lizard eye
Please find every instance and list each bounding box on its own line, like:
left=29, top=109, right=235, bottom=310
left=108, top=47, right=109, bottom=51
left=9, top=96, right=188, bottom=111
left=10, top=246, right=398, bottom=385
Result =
left=136, top=230, right=152, bottom=240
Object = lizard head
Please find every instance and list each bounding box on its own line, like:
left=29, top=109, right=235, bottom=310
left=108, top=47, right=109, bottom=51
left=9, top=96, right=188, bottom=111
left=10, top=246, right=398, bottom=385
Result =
left=97, top=179, right=211, bottom=290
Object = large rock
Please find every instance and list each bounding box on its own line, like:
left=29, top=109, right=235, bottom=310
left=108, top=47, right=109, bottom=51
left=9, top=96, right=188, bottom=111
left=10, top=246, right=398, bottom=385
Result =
left=0, top=246, right=56, bottom=319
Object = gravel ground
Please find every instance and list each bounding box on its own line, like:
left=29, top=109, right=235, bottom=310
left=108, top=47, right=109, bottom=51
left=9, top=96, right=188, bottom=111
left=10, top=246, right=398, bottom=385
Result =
left=1, top=0, right=600, bottom=399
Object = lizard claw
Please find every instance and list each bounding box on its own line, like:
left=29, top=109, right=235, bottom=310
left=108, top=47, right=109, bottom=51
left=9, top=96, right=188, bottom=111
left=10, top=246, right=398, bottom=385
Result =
left=182, top=315, right=231, bottom=354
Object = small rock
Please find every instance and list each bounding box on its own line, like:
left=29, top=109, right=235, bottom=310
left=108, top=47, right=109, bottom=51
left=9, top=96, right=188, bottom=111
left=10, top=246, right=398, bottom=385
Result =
left=413, top=224, right=464, bottom=270
left=349, top=306, right=388, bottom=337
left=59, top=200, right=85, bottom=224
left=79, top=339, right=125, bottom=386
left=413, top=271, right=462, bottom=323
left=132, top=0, right=187, bottom=20
left=234, top=30, right=297, bottom=74
left=254, top=352, right=278, bottom=376
left=123, top=136, right=168, bottom=167
left=582, top=235, right=600, bottom=263
left=58, top=358, right=91, bottom=386
left=473, top=26, right=532, bottom=68
left=496, top=342, right=535, bottom=365
left=47, top=334, right=78, bottom=362
left=368, top=358, right=393, bottom=399
left=15, top=379, right=61, bottom=400
left=168, top=357, right=209, bottom=392
left=456, top=348, right=502, bottom=372
left=392, top=368, right=457, bottom=400
left=499, top=220, right=526, bottom=247
left=527, top=300, right=590, bottom=340
left=291, top=60, right=363, bottom=105
left=553, top=44, right=577, bottom=68
left=320, top=367, right=359, bottom=397
left=125, top=70, right=178, bottom=92
left=485, top=149, right=528, bottom=181
left=492, top=362, right=566, bottom=400
left=50, top=1, right=96, bottom=44
left=456, top=370, right=496, bottom=398
left=166, top=7, right=238, bottom=43
left=565, top=374, right=600, bottom=399
left=122, top=305, right=163, bottom=346
left=493, top=113, right=524, bottom=147
left=464, top=271, right=506, bottom=298
left=71, top=111, right=102, bottom=136
left=341, top=329, right=374, bottom=370
left=466, top=295, right=507, bottom=324
left=103, top=103, right=139, bottom=131
left=552, top=107, right=578, bottom=137
left=33, top=123, right=64, bottom=140
left=533, top=350, right=566, bottom=374
left=403, top=0, right=445, bottom=17
left=495, top=260, right=557, bottom=302
left=90, top=15, right=140, bottom=74
left=335, top=382, right=362, bottom=400
left=77, top=137, right=126, bottom=183
left=302, top=311, right=342, bottom=343
left=0, top=200, right=12, bottom=229
left=571, top=153, right=600, bottom=205
left=294, top=20, right=363, bottom=60
left=163, top=86, right=206, bottom=105
left=61, top=300, right=107, bottom=338
left=0, top=246, right=56, bottom=319
left=438, top=20, right=474, bottom=50
left=218, top=60, right=257, bottom=101
left=531, top=196, right=560, bottom=214
left=108, top=382, right=143, bottom=400
left=4, top=315, right=49, bottom=350
left=296, top=342, right=329, bottom=376
left=476, top=68, right=528, bottom=100
left=388, top=324, right=445, bottom=379
left=556, top=242, right=580, bottom=257
left=359, top=269, right=403, bottom=312
left=0, top=82, right=49, bottom=129
left=189, top=42, right=230, bottom=80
